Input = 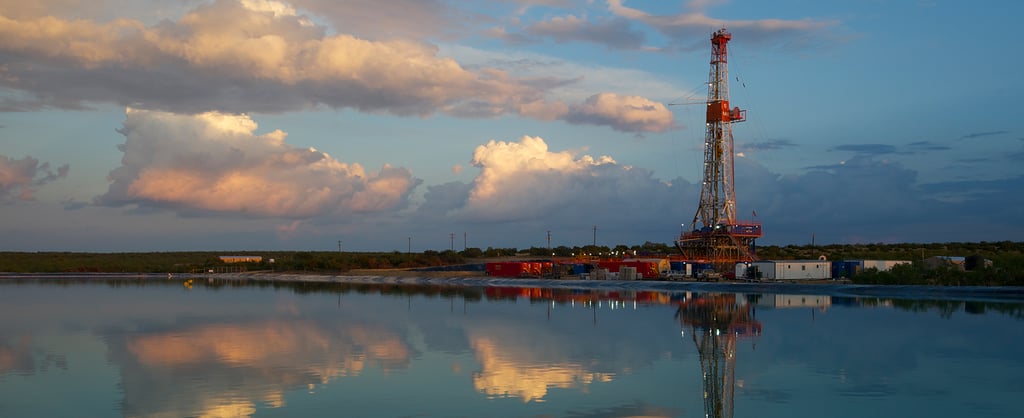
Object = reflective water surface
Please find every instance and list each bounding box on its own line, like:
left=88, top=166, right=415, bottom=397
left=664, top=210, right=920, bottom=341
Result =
left=1, top=277, right=1023, bottom=417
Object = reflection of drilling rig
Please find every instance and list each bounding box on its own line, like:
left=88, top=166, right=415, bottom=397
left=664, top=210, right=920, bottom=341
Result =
left=677, top=28, right=762, bottom=272
left=675, top=294, right=761, bottom=418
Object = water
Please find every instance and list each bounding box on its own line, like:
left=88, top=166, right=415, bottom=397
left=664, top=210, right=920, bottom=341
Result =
left=1, top=276, right=1023, bottom=418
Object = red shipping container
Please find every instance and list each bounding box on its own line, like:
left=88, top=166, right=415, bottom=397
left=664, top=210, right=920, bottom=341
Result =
left=485, top=262, right=530, bottom=277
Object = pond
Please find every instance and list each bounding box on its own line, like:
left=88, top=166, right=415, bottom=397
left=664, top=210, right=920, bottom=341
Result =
left=1, top=276, right=1023, bottom=417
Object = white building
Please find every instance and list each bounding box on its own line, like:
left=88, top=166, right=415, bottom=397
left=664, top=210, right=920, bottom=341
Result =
left=748, top=260, right=831, bottom=280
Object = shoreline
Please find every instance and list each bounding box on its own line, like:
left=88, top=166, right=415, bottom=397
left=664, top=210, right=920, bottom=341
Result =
left=208, top=271, right=1024, bottom=303
left=4, top=271, right=1024, bottom=302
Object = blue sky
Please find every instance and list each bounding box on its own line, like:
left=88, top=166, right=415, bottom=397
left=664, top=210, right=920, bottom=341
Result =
left=1, top=0, right=1022, bottom=252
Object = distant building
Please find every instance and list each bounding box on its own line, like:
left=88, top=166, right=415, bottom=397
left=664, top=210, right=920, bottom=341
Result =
left=832, top=259, right=912, bottom=278
left=745, top=260, right=831, bottom=281
left=218, top=255, right=263, bottom=263
left=924, top=255, right=992, bottom=271
left=923, top=256, right=966, bottom=271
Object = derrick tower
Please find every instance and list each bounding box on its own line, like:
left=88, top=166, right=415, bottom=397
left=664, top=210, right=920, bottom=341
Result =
left=675, top=294, right=761, bottom=418
left=677, top=28, right=762, bottom=270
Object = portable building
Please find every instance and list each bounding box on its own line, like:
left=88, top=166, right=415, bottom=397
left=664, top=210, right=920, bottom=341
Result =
left=750, top=260, right=831, bottom=280
left=735, top=263, right=752, bottom=280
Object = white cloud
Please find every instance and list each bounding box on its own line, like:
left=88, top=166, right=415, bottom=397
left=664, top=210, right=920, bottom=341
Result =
left=0, top=155, right=69, bottom=201
left=96, top=108, right=420, bottom=218
left=415, top=135, right=691, bottom=236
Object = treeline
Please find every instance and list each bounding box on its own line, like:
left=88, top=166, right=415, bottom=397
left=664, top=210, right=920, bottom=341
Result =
left=2, top=241, right=1023, bottom=286
left=0, top=243, right=653, bottom=273
left=756, top=241, right=1024, bottom=263
left=0, top=250, right=466, bottom=273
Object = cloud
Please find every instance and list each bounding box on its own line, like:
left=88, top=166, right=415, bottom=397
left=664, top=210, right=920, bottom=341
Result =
left=606, top=0, right=836, bottom=51
left=441, top=44, right=688, bottom=108
left=733, top=155, right=1024, bottom=244
left=0, top=0, right=672, bottom=133
left=566, top=93, right=675, bottom=133
left=96, top=108, right=420, bottom=218
left=516, top=15, right=647, bottom=50
left=830, top=144, right=898, bottom=155
left=411, top=136, right=693, bottom=242
left=907, top=141, right=951, bottom=151
left=460, top=135, right=615, bottom=221
left=406, top=137, right=1020, bottom=248
left=0, top=155, right=69, bottom=201
left=288, top=0, right=466, bottom=40
left=959, top=130, right=1009, bottom=140
left=739, top=139, right=798, bottom=152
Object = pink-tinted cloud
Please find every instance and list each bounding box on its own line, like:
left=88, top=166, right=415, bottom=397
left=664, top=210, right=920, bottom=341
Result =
left=0, top=0, right=673, bottom=133
left=567, top=93, right=675, bottom=133
left=0, top=155, right=69, bottom=201
left=96, top=108, right=420, bottom=218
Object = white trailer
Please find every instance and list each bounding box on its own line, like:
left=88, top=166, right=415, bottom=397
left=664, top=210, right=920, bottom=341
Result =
left=750, top=260, right=831, bottom=281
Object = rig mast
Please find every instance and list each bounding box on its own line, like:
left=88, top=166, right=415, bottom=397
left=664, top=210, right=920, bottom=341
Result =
left=677, top=28, right=762, bottom=270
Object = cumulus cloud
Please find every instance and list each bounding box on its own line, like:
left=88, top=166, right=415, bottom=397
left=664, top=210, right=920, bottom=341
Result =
left=0, top=0, right=672, bottom=133
left=727, top=155, right=1024, bottom=244
left=414, top=136, right=691, bottom=237
left=408, top=137, right=1024, bottom=247
left=0, top=155, right=69, bottom=201
left=566, top=93, right=675, bottom=133
left=96, top=108, right=420, bottom=218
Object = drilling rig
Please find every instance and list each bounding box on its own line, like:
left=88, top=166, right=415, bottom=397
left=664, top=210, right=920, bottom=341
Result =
left=676, top=28, right=762, bottom=272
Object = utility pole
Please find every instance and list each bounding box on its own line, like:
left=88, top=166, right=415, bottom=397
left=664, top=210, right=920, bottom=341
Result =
left=338, top=240, right=342, bottom=253
left=464, top=232, right=467, bottom=251
left=593, top=225, right=597, bottom=246
left=408, top=236, right=411, bottom=255
left=547, top=230, right=551, bottom=251
left=450, top=233, right=455, bottom=251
